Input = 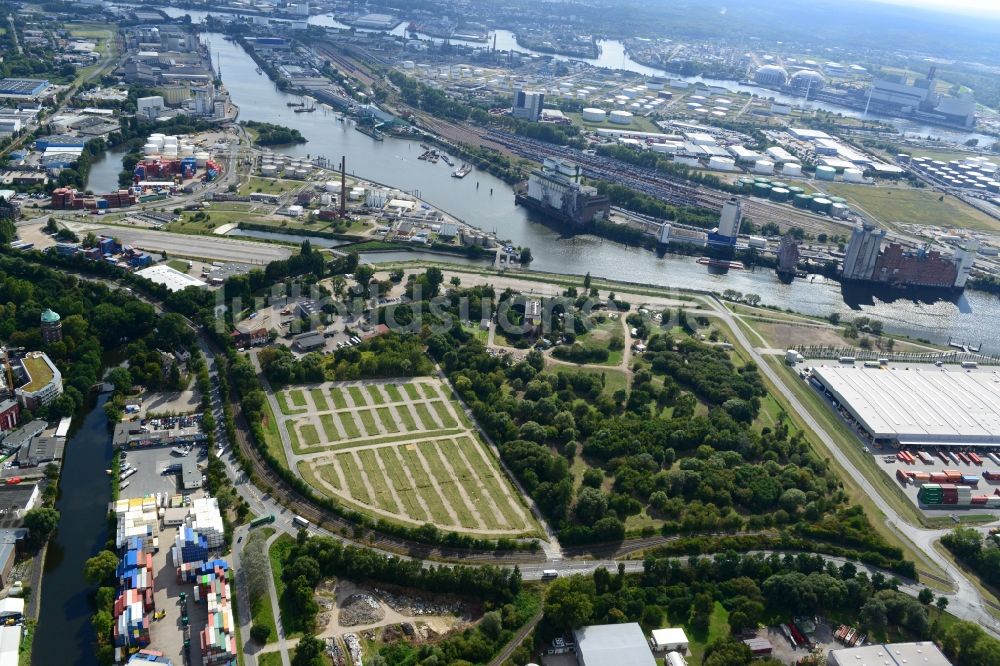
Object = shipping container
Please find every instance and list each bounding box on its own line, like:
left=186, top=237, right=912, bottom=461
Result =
left=969, top=452, right=983, bottom=465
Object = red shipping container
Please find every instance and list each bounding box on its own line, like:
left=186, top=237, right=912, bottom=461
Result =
left=971, top=496, right=988, bottom=505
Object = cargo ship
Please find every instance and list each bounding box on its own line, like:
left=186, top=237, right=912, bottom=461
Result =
left=697, top=257, right=745, bottom=270
left=355, top=124, right=384, bottom=141
left=452, top=164, right=473, bottom=178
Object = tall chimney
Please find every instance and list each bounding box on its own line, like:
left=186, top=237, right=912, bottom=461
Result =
left=340, top=155, right=346, bottom=216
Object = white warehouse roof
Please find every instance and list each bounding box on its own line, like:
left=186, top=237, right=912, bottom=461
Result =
left=812, top=365, right=1000, bottom=444
left=574, top=623, right=657, bottom=666
left=136, top=265, right=208, bottom=292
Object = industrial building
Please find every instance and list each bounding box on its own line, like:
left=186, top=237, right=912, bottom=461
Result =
left=707, top=197, right=742, bottom=246
left=867, top=68, right=975, bottom=129
left=573, top=623, right=658, bottom=666
left=135, top=265, right=207, bottom=292
left=512, top=89, right=545, bottom=122
left=811, top=366, right=1000, bottom=447
left=0, top=79, right=49, bottom=99
left=516, top=158, right=610, bottom=226
left=841, top=221, right=974, bottom=290
left=828, top=642, right=951, bottom=666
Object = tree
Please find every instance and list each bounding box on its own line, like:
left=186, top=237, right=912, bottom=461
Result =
left=84, top=550, right=119, bottom=586
left=935, top=596, right=949, bottom=611
left=250, top=624, right=271, bottom=644
left=291, top=634, right=326, bottom=666
left=544, top=575, right=594, bottom=630
left=107, top=367, right=132, bottom=394
left=918, top=587, right=934, bottom=605
left=23, top=507, right=60, bottom=548
left=583, top=272, right=592, bottom=290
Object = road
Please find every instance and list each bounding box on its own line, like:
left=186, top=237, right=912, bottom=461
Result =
left=85, top=225, right=292, bottom=264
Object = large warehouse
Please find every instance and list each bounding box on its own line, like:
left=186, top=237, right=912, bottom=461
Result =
left=811, top=365, right=1000, bottom=447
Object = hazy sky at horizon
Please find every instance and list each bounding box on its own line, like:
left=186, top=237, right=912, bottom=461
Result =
left=868, top=0, right=1000, bottom=17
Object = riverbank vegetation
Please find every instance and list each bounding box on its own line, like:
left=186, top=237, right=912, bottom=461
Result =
left=241, top=121, right=307, bottom=146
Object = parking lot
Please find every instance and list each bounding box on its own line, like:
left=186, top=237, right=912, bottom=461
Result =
left=140, top=389, right=202, bottom=418
left=119, top=447, right=187, bottom=500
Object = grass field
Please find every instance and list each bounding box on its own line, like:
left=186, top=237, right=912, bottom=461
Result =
left=824, top=183, right=1000, bottom=232
left=567, top=111, right=660, bottom=133
left=245, top=528, right=278, bottom=644
left=239, top=176, right=300, bottom=196
left=278, top=378, right=538, bottom=537
left=20, top=355, right=53, bottom=392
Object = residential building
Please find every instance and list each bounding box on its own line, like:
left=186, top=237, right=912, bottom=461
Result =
left=0, top=401, right=19, bottom=432
left=13, top=353, right=62, bottom=410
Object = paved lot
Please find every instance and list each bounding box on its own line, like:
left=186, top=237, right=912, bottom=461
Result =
left=141, top=390, right=203, bottom=417
left=120, top=446, right=202, bottom=500
left=86, top=226, right=292, bottom=264
left=150, top=524, right=206, bottom=666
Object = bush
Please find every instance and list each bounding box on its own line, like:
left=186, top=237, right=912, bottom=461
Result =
left=250, top=624, right=271, bottom=644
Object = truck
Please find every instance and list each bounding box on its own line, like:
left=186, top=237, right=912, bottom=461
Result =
left=541, top=570, right=559, bottom=580
left=292, top=515, right=310, bottom=529
left=961, top=361, right=978, bottom=369
left=250, top=514, right=275, bottom=528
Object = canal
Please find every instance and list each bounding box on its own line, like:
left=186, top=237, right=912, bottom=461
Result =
left=33, top=394, right=112, bottom=666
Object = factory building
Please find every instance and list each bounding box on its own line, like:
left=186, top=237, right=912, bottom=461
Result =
left=777, top=234, right=800, bottom=280
left=867, top=68, right=975, bottom=129
left=828, top=642, right=950, bottom=666
left=516, top=158, right=610, bottom=226
left=842, top=221, right=886, bottom=281
left=789, top=69, right=825, bottom=92
left=813, top=366, right=1000, bottom=449
left=512, top=89, right=545, bottom=122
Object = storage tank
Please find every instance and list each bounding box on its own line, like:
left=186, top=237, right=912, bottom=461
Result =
left=194, top=151, right=210, bottom=167
left=708, top=156, right=736, bottom=171
left=609, top=110, right=633, bottom=125
left=769, top=187, right=790, bottom=202
left=752, top=182, right=772, bottom=197
left=325, top=181, right=339, bottom=193
left=787, top=186, right=804, bottom=195
left=782, top=162, right=803, bottom=177
left=737, top=177, right=755, bottom=191
left=143, top=143, right=160, bottom=156
left=753, top=160, right=775, bottom=175
left=843, top=168, right=864, bottom=183
left=987, top=181, right=1000, bottom=193
left=260, top=164, right=277, bottom=176
left=582, top=108, right=606, bottom=122
left=180, top=144, right=194, bottom=157
left=811, top=197, right=833, bottom=214
left=830, top=202, right=849, bottom=218
left=816, top=165, right=836, bottom=181
left=793, top=193, right=813, bottom=208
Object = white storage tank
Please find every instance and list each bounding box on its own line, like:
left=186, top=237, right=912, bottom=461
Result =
left=325, top=181, right=340, bottom=193
left=194, top=151, right=211, bottom=167
left=708, top=156, right=736, bottom=171
left=782, top=162, right=803, bottom=177
left=260, top=164, right=277, bottom=176
left=831, top=202, right=849, bottom=218
left=143, top=143, right=160, bottom=156
left=843, top=168, right=864, bottom=183
left=748, top=236, right=767, bottom=249
left=609, top=110, right=633, bottom=125
left=816, top=165, right=837, bottom=181
left=320, top=194, right=332, bottom=205
left=753, top=160, right=775, bottom=174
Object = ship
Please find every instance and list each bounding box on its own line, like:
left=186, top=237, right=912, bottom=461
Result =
left=452, top=164, right=473, bottom=178
left=697, top=257, right=745, bottom=270
left=255, top=67, right=263, bottom=75
left=440, top=154, right=454, bottom=166
left=286, top=101, right=305, bottom=107
left=355, top=124, right=384, bottom=141
left=294, top=106, right=316, bottom=113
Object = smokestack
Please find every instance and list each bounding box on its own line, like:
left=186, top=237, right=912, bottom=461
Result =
left=340, top=155, right=346, bottom=216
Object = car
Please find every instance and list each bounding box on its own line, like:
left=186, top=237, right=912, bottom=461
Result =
left=237, top=536, right=243, bottom=543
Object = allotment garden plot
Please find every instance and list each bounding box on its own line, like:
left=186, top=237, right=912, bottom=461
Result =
left=274, top=377, right=537, bottom=537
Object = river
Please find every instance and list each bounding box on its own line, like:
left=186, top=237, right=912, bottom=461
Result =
left=186, top=32, right=997, bottom=351
left=33, top=394, right=112, bottom=666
